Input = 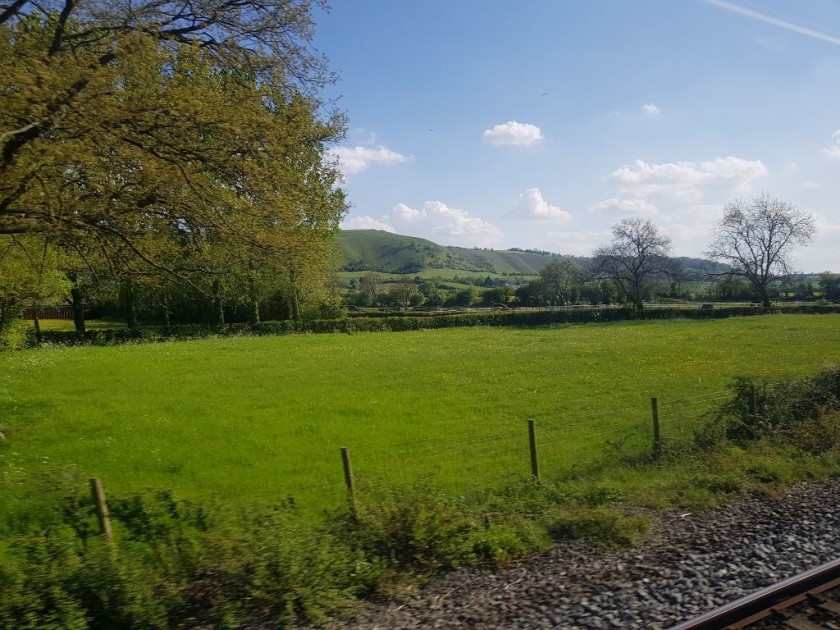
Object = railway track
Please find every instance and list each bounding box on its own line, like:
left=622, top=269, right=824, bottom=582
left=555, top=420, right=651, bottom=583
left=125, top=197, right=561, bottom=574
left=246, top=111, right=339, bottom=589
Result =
left=670, top=558, right=840, bottom=629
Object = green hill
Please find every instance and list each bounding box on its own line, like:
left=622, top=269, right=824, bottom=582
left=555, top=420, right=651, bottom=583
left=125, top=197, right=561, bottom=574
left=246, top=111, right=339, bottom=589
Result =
left=337, top=230, right=575, bottom=275
left=337, top=230, right=727, bottom=277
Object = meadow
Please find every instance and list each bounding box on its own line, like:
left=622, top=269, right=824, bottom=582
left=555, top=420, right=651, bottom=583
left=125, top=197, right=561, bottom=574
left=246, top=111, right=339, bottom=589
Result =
left=2, top=313, right=839, bottom=525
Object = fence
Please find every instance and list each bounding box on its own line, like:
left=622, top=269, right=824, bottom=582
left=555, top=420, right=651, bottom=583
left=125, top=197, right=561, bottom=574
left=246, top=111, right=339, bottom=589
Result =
left=83, top=390, right=734, bottom=538
left=25, top=305, right=74, bottom=320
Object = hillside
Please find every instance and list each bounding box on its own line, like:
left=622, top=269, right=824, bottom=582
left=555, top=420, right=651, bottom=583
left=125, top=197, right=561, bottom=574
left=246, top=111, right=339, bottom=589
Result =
left=337, top=230, right=584, bottom=275
left=337, top=229, right=727, bottom=277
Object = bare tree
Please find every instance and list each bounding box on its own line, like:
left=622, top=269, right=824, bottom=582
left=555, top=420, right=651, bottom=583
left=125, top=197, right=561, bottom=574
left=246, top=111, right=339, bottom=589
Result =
left=593, top=218, right=673, bottom=310
left=706, top=194, right=816, bottom=308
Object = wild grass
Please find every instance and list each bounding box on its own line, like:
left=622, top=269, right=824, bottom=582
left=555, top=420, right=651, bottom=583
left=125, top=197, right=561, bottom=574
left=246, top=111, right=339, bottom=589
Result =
left=2, top=314, right=839, bottom=525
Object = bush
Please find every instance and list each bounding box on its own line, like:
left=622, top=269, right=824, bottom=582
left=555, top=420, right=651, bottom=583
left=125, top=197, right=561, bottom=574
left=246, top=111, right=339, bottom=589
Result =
left=339, top=483, right=476, bottom=574
left=709, top=366, right=840, bottom=451
left=0, top=318, right=31, bottom=350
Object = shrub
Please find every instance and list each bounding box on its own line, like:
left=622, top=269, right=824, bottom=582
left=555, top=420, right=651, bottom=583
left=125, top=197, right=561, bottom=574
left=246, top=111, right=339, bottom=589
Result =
left=714, top=367, right=840, bottom=444
left=338, top=483, right=476, bottom=574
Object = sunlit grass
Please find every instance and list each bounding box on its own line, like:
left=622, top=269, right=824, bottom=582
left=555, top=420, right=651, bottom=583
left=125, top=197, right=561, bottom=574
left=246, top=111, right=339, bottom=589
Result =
left=34, top=318, right=128, bottom=331
left=2, top=314, right=838, bottom=519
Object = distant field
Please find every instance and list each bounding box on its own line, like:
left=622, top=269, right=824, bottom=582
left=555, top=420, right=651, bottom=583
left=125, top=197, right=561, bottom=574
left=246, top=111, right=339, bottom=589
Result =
left=2, top=314, right=839, bottom=521
left=34, top=318, right=129, bottom=331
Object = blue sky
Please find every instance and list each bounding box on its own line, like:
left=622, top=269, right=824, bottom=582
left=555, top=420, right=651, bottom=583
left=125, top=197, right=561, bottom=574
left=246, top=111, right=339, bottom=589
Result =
left=314, top=0, right=840, bottom=271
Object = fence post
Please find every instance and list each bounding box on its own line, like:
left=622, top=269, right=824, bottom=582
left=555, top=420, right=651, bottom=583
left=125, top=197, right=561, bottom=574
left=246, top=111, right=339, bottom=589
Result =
left=651, top=398, right=662, bottom=461
left=340, top=447, right=357, bottom=515
left=89, top=477, right=113, bottom=543
left=528, top=419, right=540, bottom=481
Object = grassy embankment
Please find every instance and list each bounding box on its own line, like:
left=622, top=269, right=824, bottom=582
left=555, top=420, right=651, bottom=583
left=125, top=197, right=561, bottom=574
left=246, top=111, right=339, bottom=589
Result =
left=3, top=314, right=839, bottom=524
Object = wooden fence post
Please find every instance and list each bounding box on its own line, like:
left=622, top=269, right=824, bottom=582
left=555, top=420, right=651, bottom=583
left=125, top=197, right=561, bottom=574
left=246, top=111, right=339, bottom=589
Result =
left=340, top=447, right=357, bottom=515
left=528, top=419, right=540, bottom=481
left=651, top=398, right=662, bottom=461
left=89, top=477, right=113, bottom=543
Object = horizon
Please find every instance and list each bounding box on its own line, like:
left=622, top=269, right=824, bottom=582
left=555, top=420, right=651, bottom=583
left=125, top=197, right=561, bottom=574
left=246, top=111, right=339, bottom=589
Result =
left=338, top=228, right=827, bottom=273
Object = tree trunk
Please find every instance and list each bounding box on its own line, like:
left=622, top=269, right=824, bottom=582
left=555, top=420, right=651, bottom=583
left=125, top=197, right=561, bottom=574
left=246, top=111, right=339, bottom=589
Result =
left=33, top=313, right=42, bottom=343
left=248, top=275, right=260, bottom=324
left=0, top=299, right=14, bottom=335
left=289, top=288, right=300, bottom=322
left=288, top=268, right=301, bottom=321
left=70, top=285, right=86, bottom=333
left=213, top=280, right=225, bottom=326
left=755, top=282, right=771, bottom=308
left=125, top=281, right=138, bottom=329
left=161, top=289, right=171, bottom=327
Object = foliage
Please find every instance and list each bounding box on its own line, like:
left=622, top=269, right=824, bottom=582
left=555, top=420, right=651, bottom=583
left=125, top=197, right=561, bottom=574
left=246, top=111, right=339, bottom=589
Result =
left=0, top=236, right=70, bottom=340
left=711, top=366, right=840, bottom=448
left=339, top=483, right=476, bottom=573
left=0, top=0, right=346, bottom=332
left=707, top=194, right=817, bottom=307
left=538, top=259, right=585, bottom=305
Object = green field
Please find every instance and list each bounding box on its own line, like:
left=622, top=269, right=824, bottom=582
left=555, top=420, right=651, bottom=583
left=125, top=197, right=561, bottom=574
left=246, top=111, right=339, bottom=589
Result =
left=2, top=314, right=839, bottom=521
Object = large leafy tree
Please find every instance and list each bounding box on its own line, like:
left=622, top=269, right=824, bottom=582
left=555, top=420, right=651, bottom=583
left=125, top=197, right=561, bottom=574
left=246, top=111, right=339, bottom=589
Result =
left=539, top=259, right=584, bottom=306
left=593, top=218, right=673, bottom=311
left=706, top=194, right=816, bottom=307
left=1, top=0, right=346, bottom=326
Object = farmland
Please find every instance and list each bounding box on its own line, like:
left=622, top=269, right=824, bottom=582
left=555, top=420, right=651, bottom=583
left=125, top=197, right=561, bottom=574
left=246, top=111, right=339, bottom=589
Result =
left=2, top=314, right=839, bottom=525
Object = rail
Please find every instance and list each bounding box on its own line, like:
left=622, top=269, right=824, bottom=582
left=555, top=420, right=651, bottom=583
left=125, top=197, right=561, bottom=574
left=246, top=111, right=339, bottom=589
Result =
left=669, top=557, right=840, bottom=629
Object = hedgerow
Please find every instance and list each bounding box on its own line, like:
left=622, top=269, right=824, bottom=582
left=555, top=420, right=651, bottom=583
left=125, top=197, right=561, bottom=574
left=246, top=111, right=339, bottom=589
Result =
left=27, top=304, right=840, bottom=348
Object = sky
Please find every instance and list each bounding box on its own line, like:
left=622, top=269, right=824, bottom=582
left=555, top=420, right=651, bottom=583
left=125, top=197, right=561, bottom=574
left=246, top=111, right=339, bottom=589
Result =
left=313, top=0, right=840, bottom=272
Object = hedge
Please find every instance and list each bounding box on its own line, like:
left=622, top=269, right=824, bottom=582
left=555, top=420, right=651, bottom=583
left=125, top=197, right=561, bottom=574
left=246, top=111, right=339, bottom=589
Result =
left=29, top=304, right=840, bottom=348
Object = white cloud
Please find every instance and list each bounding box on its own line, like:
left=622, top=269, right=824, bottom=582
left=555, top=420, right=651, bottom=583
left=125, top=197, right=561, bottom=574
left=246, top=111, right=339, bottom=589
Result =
left=590, top=197, right=659, bottom=215
left=330, top=145, right=412, bottom=176
left=821, top=130, right=840, bottom=160
left=392, top=201, right=503, bottom=247
left=342, top=215, right=395, bottom=232
left=509, top=188, right=572, bottom=221
left=607, top=156, right=768, bottom=201
left=802, top=180, right=820, bottom=189
left=641, top=103, right=661, bottom=116
left=482, top=121, right=544, bottom=146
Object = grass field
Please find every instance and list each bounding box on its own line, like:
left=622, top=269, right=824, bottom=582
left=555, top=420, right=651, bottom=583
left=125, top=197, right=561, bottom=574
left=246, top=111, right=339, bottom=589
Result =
left=2, top=314, right=839, bottom=523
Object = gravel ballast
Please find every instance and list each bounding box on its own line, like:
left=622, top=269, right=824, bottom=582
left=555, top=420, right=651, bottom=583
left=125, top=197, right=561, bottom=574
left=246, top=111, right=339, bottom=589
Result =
left=331, top=478, right=840, bottom=629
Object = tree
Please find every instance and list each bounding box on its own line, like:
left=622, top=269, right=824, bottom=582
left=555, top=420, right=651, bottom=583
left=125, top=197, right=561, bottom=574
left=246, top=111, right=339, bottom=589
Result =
left=0, top=0, right=346, bottom=303
left=450, top=286, right=479, bottom=307
left=387, top=276, right=419, bottom=309
left=358, top=272, right=381, bottom=306
left=593, top=218, right=673, bottom=310
left=539, top=259, right=584, bottom=306
left=819, top=272, right=840, bottom=300
left=1, top=1, right=337, bottom=232
left=706, top=194, right=816, bottom=307
left=0, top=235, right=70, bottom=341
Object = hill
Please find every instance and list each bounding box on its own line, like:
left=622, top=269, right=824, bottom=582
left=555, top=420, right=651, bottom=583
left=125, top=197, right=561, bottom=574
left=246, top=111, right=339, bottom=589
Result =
left=337, top=230, right=727, bottom=277
left=338, top=230, right=585, bottom=275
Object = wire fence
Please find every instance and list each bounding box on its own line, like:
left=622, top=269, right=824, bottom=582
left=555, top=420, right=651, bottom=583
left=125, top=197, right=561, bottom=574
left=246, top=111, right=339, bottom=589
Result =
left=314, top=388, right=736, bottom=507
left=83, top=386, right=748, bottom=532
